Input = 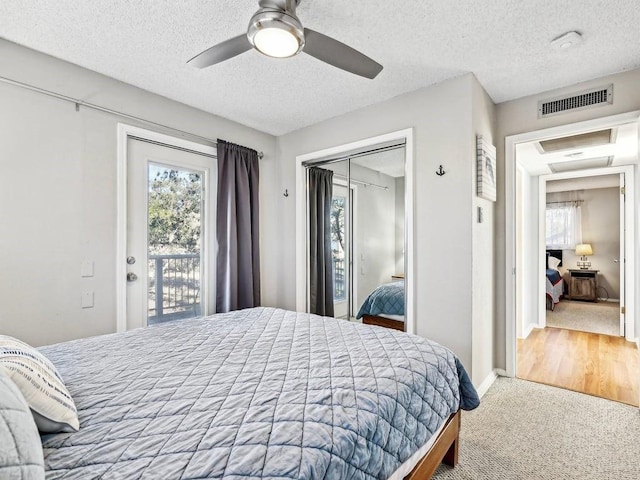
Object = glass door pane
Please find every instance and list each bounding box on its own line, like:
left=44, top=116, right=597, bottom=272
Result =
left=147, top=164, right=203, bottom=325
left=331, top=193, right=347, bottom=303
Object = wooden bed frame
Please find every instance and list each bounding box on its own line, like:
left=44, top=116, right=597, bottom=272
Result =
left=362, top=314, right=405, bottom=331
left=405, top=410, right=461, bottom=479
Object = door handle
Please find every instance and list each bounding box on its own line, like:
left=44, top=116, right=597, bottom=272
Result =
left=127, top=272, right=138, bottom=282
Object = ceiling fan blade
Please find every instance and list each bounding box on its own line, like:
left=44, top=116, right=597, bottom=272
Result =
left=188, top=34, right=252, bottom=68
left=302, top=28, right=383, bottom=79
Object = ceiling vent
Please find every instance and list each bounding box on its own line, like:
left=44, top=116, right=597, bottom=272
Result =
left=538, top=85, right=613, bottom=118
left=538, top=128, right=615, bottom=153
left=549, top=156, right=613, bottom=173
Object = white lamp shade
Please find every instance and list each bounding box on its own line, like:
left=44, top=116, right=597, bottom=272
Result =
left=253, top=28, right=300, bottom=58
left=575, top=243, right=593, bottom=256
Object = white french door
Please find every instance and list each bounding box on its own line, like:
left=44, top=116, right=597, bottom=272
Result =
left=125, top=137, right=216, bottom=330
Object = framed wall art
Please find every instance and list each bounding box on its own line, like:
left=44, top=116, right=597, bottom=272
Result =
left=476, top=135, right=496, bottom=202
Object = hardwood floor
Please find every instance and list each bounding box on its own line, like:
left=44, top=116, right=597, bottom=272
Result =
left=517, top=327, right=639, bottom=406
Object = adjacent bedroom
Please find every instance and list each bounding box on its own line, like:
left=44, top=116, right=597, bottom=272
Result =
left=544, top=176, right=623, bottom=337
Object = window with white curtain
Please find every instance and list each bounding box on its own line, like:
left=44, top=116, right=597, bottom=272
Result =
left=546, top=203, right=582, bottom=249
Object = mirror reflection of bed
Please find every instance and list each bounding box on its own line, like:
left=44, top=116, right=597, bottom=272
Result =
left=305, top=142, right=406, bottom=330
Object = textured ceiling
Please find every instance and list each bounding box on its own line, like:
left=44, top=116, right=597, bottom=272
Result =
left=1, top=1, right=639, bottom=135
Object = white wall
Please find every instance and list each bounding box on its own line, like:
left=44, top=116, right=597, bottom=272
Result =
left=495, top=68, right=640, bottom=368
left=471, top=78, right=497, bottom=386
left=0, top=40, right=276, bottom=346
left=275, top=73, right=496, bottom=383
left=546, top=185, right=621, bottom=299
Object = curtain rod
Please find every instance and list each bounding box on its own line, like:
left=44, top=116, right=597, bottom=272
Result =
left=333, top=173, right=389, bottom=191
left=546, top=200, right=584, bottom=206
left=0, top=75, right=264, bottom=159
left=302, top=142, right=406, bottom=167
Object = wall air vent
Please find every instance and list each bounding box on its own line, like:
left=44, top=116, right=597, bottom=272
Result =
left=538, top=85, right=613, bottom=118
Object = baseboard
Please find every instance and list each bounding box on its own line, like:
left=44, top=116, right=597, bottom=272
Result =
left=494, top=368, right=508, bottom=377
left=476, top=370, right=498, bottom=398
left=521, top=322, right=538, bottom=339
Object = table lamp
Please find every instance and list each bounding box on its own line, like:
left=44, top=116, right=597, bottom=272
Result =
left=575, top=243, right=593, bottom=270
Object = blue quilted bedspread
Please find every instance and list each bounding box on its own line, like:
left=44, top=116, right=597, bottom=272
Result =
left=546, top=269, right=561, bottom=285
left=357, top=281, right=405, bottom=318
left=39, top=307, right=478, bottom=480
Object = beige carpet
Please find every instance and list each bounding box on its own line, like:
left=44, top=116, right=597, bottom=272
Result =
left=433, top=378, right=639, bottom=479
left=546, top=300, right=620, bottom=336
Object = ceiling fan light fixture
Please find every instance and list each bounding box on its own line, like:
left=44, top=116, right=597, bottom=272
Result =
left=247, top=9, right=304, bottom=58
left=188, top=0, right=383, bottom=79
left=253, top=27, right=300, bottom=57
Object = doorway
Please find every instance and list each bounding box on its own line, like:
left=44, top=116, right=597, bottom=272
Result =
left=117, top=125, right=217, bottom=332
left=295, top=129, right=415, bottom=333
left=505, top=111, right=640, bottom=406
left=542, top=173, right=623, bottom=337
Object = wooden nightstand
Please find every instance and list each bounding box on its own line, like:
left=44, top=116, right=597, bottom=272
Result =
left=391, top=274, right=404, bottom=281
left=567, top=269, right=599, bottom=302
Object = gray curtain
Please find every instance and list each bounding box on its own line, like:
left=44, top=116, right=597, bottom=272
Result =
left=216, top=139, right=260, bottom=312
left=308, top=167, right=334, bottom=316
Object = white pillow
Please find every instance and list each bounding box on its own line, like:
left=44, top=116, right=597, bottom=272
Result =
left=0, top=335, right=79, bottom=433
left=548, top=256, right=561, bottom=271
left=0, top=369, right=45, bottom=479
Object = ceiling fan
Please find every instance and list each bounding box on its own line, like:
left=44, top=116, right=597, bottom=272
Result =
left=188, top=0, right=383, bottom=79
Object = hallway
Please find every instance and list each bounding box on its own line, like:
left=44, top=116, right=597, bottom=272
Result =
left=517, top=327, right=639, bottom=406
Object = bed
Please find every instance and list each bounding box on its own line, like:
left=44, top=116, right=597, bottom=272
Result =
left=546, top=250, right=564, bottom=311
left=357, top=281, right=405, bottom=331
left=38, top=307, right=479, bottom=480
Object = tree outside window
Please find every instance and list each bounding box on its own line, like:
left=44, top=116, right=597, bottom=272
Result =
left=331, top=196, right=346, bottom=301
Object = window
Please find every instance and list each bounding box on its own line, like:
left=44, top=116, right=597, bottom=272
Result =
left=330, top=195, right=346, bottom=302
left=546, top=204, right=582, bottom=249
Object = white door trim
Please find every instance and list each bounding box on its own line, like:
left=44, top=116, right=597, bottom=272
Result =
left=505, top=110, right=640, bottom=377
left=536, top=165, right=634, bottom=337
left=295, top=128, right=415, bottom=333
left=116, top=124, right=216, bottom=333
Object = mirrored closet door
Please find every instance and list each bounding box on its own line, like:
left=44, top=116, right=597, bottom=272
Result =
left=304, top=142, right=407, bottom=331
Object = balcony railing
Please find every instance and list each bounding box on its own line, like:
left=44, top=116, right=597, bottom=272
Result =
left=333, top=256, right=345, bottom=301
left=148, top=253, right=200, bottom=324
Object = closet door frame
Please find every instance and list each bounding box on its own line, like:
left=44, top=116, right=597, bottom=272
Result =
left=295, top=128, right=415, bottom=334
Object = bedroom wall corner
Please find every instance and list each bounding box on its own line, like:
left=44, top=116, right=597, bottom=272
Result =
left=277, top=74, right=476, bottom=370
left=471, top=75, right=497, bottom=387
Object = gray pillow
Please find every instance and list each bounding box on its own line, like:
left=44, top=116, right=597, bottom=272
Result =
left=0, top=370, right=45, bottom=480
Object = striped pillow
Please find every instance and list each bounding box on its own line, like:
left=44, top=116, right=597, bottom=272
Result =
left=0, top=335, right=79, bottom=433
